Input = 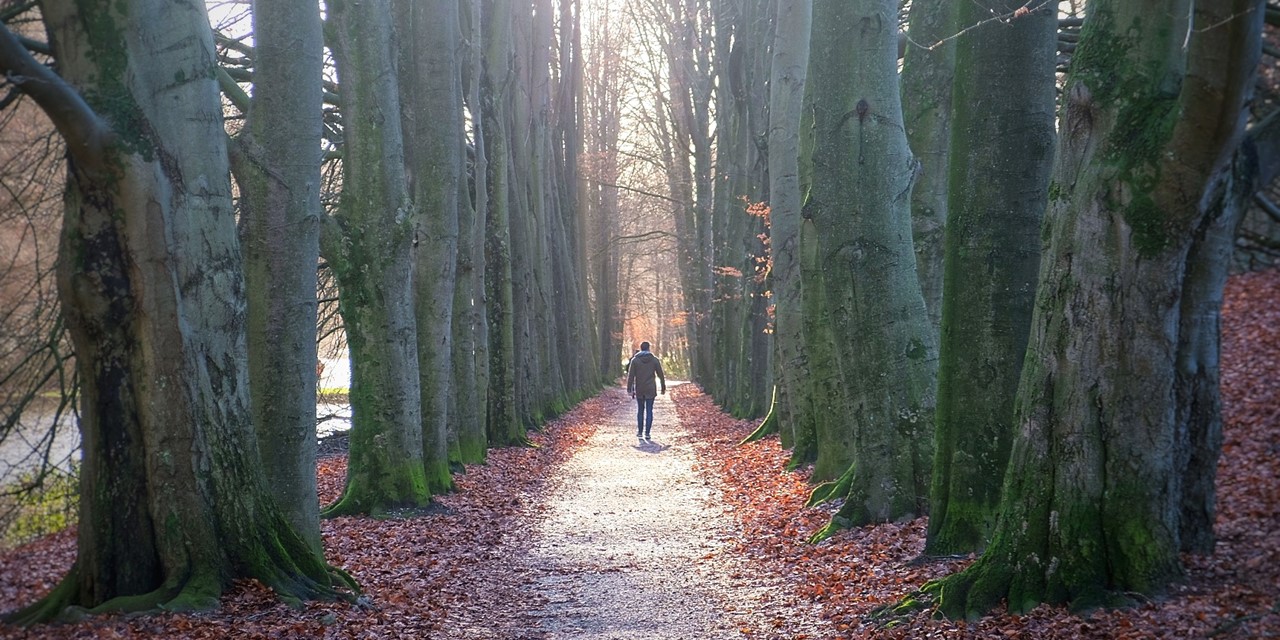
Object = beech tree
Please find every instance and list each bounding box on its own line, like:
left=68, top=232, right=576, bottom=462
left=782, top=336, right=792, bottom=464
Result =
left=754, top=0, right=816, bottom=462
left=0, top=1, right=350, bottom=622
left=322, top=0, right=430, bottom=516
left=803, top=0, right=936, bottom=525
left=228, top=0, right=327, bottom=554
left=899, top=0, right=954, bottom=335
left=926, top=0, right=1056, bottom=555
left=395, top=0, right=464, bottom=494
left=933, top=0, right=1266, bottom=615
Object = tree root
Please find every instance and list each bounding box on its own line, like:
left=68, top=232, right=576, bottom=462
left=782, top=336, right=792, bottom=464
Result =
left=740, top=386, right=779, bottom=444
left=806, top=463, right=854, bottom=508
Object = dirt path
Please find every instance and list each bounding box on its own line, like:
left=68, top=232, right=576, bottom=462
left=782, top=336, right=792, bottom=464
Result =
left=514, top=383, right=817, bottom=639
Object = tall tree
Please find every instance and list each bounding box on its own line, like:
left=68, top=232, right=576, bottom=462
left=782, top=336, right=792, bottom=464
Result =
left=452, top=0, right=491, bottom=465
left=933, top=0, right=1265, bottom=615
left=899, top=0, right=955, bottom=335
left=230, top=0, right=327, bottom=554
left=395, top=0, right=464, bottom=494
left=757, top=0, right=816, bottom=462
left=804, top=0, right=936, bottom=527
left=708, top=0, right=773, bottom=418
left=0, top=3, right=350, bottom=622
left=584, top=4, right=625, bottom=382
left=481, top=0, right=523, bottom=446
left=322, top=0, right=430, bottom=516
left=926, top=0, right=1056, bottom=555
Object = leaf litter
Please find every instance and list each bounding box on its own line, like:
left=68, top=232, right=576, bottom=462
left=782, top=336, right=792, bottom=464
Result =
left=0, top=269, right=1277, bottom=638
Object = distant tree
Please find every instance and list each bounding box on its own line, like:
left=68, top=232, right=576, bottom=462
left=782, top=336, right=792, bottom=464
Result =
left=480, top=0, right=522, bottom=446
left=452, top=0, right=491, bottom=465
left=899, top=0, right=954, bottom=335
left=933, top=0, right=1266, bottom=615
left=0, top=2, right=350, bottom=622
left=707, top=0, right=773, bottom=419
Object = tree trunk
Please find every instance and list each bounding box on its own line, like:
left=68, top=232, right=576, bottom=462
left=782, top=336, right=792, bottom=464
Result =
left=1173, top=1, right=1272, bottom=554
left=322, top=0, right=430, bottom=516
left=481, top=0, right=523, bottom=446
left=900, top=0, right=955, bottom=336
left=805, top=0, right=936, bottom=526
left=934, top=0, right=1264, bottom=615
left=454, top=0, right=491, bottom=464
left=231, top=0, right=326, bottom=555
left=395, top=0, right=463, bottom=494
left=926, top=0, right=1056, bottom=556
left=764, top=0, right=816, bottom=464
left=0, top=6, right=349, bottom=623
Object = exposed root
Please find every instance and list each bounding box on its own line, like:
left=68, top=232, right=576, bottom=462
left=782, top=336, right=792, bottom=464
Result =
left=740, top=386, right=779, bottom=444
left=806, top=463, right=854, bottom=507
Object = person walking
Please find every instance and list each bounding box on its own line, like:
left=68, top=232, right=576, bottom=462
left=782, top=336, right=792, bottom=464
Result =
left=626, top=341, right=666, bottom=440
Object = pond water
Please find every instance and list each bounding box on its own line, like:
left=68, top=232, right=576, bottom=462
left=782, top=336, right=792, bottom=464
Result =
left=1, top=358, right=355, bottom=487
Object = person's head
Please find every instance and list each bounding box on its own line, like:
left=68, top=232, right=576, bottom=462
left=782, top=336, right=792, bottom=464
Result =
left=640, top=341, right=651, bottom=352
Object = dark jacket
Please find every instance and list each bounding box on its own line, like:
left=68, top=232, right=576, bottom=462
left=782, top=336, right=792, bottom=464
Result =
left=626, top=351, right=666, bottom=400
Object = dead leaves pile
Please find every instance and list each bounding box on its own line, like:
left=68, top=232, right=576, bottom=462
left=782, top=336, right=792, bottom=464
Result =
left=0, top=393, right=612, bottom=639
left=672, top=268, right=1280, bottom=639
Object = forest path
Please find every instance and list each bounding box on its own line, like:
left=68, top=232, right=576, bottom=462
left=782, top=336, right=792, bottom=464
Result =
left=517, top=383, right=785, bottom=639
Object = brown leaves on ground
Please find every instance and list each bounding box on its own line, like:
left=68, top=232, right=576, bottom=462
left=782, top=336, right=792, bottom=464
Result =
left=1, top=269, right=1277, bottom=639
left=0, top=396, right=610, bottom=639
left=671, top=268, right=1280, bottom=639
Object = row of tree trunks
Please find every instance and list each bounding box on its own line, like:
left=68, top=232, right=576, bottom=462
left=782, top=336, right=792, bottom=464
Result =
left=0, top=0, right=604, bottom=624
left=934, top=0, right=1265, bottom=616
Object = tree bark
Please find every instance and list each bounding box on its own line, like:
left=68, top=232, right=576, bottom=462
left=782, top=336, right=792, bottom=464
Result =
left=231, top=0, right=326, bottom=555
left=926, top=0, right=1056, bottom=556
left=806, top=0, right=936, bottom=527
left=0, top=5, right=350, bottom=623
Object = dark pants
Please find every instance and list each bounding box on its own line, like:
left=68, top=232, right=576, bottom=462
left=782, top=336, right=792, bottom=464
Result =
left=635, top=397, right=655, bottom=436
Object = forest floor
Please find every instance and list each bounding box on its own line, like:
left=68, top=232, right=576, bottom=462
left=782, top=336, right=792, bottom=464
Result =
left=0, top=269, right=1278, bottom=639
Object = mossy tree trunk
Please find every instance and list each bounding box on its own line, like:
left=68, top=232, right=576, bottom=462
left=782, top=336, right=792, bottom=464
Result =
left=709, top=0, right=773, bottom=418
left=322, top=0, right=430, bottom=517
left=230, top=0, right=326, bottom=555
left=933, top=0, right=1265, bottom=616
left=394, top=0, right=463, bottom=494
left=805, top=0, right=936, bottom=524
left=899, top=0, right=955, bottom=337
left=925, top=0, right=1056, bottom=556
left=452, top=0, right=491, bottom=465
left=0, top=6, right=350, bottom=624
left=764, top=0, right=817, bottom=463
left=481, top=0, right=523, bottom=446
